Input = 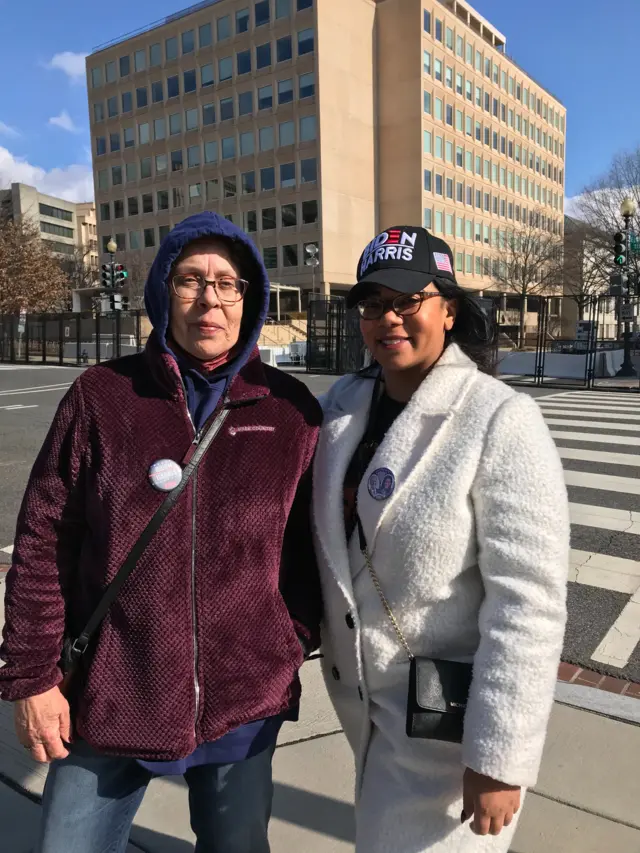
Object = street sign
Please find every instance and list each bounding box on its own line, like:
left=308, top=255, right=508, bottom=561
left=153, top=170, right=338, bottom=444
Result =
left=631, top=234, right=640, bottom=254
left=621, top=304, right=635, bottom=322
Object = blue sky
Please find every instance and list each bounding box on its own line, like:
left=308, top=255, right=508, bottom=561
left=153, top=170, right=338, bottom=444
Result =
left=0, top=0, right=638, bottom=203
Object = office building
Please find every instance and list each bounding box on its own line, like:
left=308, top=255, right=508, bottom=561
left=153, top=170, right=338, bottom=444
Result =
left=87, top=0, right=565, bottom=298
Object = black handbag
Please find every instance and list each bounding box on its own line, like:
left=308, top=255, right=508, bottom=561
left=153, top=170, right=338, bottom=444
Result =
left=356, top=517, right=473, bottom=742
left=60, top=406, right=231, bottom=693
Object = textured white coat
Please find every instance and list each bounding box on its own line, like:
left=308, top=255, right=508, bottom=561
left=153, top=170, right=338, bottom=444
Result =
left=312, top=344, right=570, bottom=853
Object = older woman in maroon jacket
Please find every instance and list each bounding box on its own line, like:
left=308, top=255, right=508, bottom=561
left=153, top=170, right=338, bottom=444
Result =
left=0, top=212, right=322, bottom=853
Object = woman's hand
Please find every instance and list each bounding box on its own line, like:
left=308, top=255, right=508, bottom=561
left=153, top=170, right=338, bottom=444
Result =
left=14, top=686, right=72, bottom=764
left=461, top=768, right=521, bottom=836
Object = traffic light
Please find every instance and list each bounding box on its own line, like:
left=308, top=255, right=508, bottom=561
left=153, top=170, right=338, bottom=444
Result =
left=109, top=293, right=123, bottom=311
left=614, top=232, right=626, bottom=267
left=121, top=295, right=130, bottom=311
left=113, top=264, right=128, bottom=287
left=609, top=272, right=628, bottom=296
left=101, top=263, right=114, bottom=288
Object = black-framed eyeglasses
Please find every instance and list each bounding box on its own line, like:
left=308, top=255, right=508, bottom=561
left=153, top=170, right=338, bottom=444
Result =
left=356, top=291, right=442, bottom=321
left=171, top=274, right=248, bottom=303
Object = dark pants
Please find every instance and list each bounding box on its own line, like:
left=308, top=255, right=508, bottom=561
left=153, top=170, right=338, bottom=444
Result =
left=37, top=740, right=276, bottom=853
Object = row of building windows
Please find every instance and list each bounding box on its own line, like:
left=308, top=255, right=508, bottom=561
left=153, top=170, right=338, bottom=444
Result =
left=423, top=130, right=564, bottom=193
left=422, top=171, right=563, bottom=228
left=101, top=193, right=318, bottom=232
left=423, top=9, right=564, bottom=133
left=39, top=203, right=74, bottom=222
left=97, top=154, right=317, bottom=204
left=90, top=0, right=313, bottom=88
left=104, top=227, right=317, bottom=272
left=94, top=74, right=315, bottom=143
left=422, top=208, right=562, bottom=247
left=423, top=57, right=564, bottom=158
left=92, top=30, right=314, bottom=119
left=40, top=221, right=74, bottom=239
left=42, top=239, right=76, bottom=256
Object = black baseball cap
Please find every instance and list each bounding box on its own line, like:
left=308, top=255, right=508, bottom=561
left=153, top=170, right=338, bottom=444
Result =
left=347, top=226, right=457, bottom=309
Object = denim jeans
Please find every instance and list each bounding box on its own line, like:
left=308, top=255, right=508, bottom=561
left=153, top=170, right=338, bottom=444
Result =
left=36, top=740, right=276, bottom=853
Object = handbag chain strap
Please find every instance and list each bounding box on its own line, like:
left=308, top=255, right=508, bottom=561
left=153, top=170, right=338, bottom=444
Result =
left=356, top=512, right=414, bottom=662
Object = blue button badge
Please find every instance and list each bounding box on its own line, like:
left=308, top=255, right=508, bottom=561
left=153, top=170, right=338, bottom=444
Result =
left=368, top=468, right=396, bottom=501
left=148, top=459, right=183, bottom=492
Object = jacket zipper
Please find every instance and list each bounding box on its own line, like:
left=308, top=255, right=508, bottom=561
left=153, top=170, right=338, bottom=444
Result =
left=191, top=461, right=200, bottom=732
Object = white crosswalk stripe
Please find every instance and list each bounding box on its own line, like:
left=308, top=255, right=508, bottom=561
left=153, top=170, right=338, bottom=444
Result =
left=537, top=390, right=640, bottom=672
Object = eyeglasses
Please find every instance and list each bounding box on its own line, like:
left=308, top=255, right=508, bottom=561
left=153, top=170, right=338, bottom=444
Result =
left=356, top=291, right=442, bottom=321
left=171, top=274, right=248, bottom=303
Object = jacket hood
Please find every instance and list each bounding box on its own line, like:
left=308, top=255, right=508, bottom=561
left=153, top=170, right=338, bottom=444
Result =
left=144, top=212, right=270, bottom=356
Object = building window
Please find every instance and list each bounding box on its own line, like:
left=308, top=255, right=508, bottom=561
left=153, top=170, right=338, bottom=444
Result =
left=204, top=140, right=219, bottom=164
left=222, top=136, right=236, bottom=159
left=423, top=50, right=431, bottom=76
left=456, top=35, right=464, bottom=57
left=278, top=79, right=294, bottom=104
left=257, top=42, right=272, bottom=69
left=456, top=146, right=463, bottom=167
left=128, top=231, right=140, bottom=250
left=105, top=61, right=116, bottom=83
left=206, top=179, right=219, bottom=201
left=302, top=199, right=318, bottom=224
left=445, top=27, right=453, bottom=50
left=201, top=64, right=214, bottom=87
left=423, top=130, right=432, bottom=154
left=237, top=50, right=252, bottom=75
left=435, top=59, right=442, bottom=82
left=445, top=67, right=453, bottom=89
left=144, top=228, right=155, bottom=249
left=99, top=202, right=110, bottom=222
left=94, top=102, right=104, bottom=123
left=435, top=98, right=442, bottom=121
left=276, top=0, right=291, bottom=18
left=123, top=127, right=135, bottom=149
left=171, top=149, right=183, bottom=172
left=456, top=109, right=463, bottom=131
left=119, top=55, right=131, bottom=77
left=435, top=19, right=442, bottom=42
left=435, top=136, right=443, bottom=158
left=109, top=132, right=120, bottom=153
left=168, top=113, right=181, bottom=135
left=242, top=171, right=256, bottom=194
left=259, top=126, right=274, bottom=151
left=185, top=108, right=199, bottom=131
left=298, top=28, right=314, bottom=55
left=423, top=91, right=431, bottom=114
left=245, top=210, right=257, bottom=233
left=219, top=57, right=233, bottom=81
left=280, top=120, right=295, bottom=147
left=91, top=67, right=103, bottom=88
left=446, top=178, right=453, bottom=199
left=189, top=183, right=202, bottom=205
left=300, top=115, right=316, bottom=142
left=446, top=105, right=453, bottom=126
left=281, top=162, right=296, bottom=188
left=283, top=245, right=298, bottom=267
left=187, top=145, right=201, bottom=167
left=224, top=176, right=237, bottom=198
left=154, top=118, right=166, bottom=141
left=141, top=194, right=153, bottom=214
left=203, top=103, right=215, bottom=126
left=466, top=81, right=472, bottom=102
left=136, top=87, right=148, bottom=108
left=424, top=169, right=432, bottom=192
left=166, top=76, right=179, bottom=99
left=255, top=0, right=270, bottom=27
left=423, top=9, right=431, bottom=33
left=156, top=154, right=168, bottom=174
left=126, top=162, right=137, bottom=182
left=446, top=214, right=453, bottom=236
left=435, top=174, right=443, bottom=196
left=299, top=72, right=315, bottom=99
left=134, top=50, right=146, bottom=73
left=199, top=23, right=212, bottom=48
left=182, top=29, right=195, bottom=55
left=278, top=36, right=293, bottom=63
left=435, top=211, right=443, bottom=234
left=239, top=91, right=254, bottom=116
left=220, top=97, right=234, bottom=121
left=121, top=92, right=132, bottom=113
left=424, top=207, right=432, bottom=229
left=300, top=157, right=317, bottom=183
left=261, top=167, right=276, bottom=191
left=263, top=247, right=277, bottom=269
left=240, top=131, right=255, bottom=156
left=456, top=73, right=463, bottom=96
left=149, top=81, right=162, bottom=104
left=166, top=37, right=178, bottom=61
left=184, top=70, right=197, bottom=93
left=259, top=85, right=273, bottom=110
left=298, top=0, right=313, bottom=9
left=97, top=169, right=108, bottom=191
left=173, top=187, right=184, bottom=208
left=218, top=14, right=231, bottom=40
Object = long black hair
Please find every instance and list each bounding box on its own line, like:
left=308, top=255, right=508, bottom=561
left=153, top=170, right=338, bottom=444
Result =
left=432, top=278, right=497, bottom=375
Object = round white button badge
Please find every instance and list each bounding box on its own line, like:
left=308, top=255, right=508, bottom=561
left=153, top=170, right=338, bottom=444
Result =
left=148, top=459, right=183, bottom=492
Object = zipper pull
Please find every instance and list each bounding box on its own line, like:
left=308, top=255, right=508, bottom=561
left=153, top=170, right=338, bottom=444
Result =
left=192, top=429, right=203, bottom=446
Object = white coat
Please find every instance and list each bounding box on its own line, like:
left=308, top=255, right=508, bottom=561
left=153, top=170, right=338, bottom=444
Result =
left=312, top=343, right=570, bottom=853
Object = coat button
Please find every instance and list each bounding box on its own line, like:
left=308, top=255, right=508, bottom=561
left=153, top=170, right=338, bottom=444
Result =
left=345, top=613, right=355, bottom=630
left=331, top=666, right=341, bottom=681
left=358, top=686, right=364, bottom=701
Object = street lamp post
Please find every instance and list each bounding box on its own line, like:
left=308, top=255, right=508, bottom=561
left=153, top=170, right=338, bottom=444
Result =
left=106, top=237, right=117, bottom=265
left=615, top=198, right=638, bottom=378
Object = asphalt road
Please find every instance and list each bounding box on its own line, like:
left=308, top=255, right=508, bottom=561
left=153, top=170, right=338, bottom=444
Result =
left=0, top=364, right=638, bottom=682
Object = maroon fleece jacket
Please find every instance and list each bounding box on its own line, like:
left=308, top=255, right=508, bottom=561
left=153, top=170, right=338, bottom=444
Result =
left=0, top=340, right=322, bottom=760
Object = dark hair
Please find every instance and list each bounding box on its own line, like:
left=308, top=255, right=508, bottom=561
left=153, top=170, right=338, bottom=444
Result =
left=433, top=278, right=496, bottom=375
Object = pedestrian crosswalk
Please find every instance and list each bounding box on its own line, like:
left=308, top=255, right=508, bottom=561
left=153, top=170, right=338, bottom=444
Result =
left=537, top=390, right=640, bottom=678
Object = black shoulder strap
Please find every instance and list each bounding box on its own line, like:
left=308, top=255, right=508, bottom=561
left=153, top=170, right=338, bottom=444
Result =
left=68, top=406, right=231, bottom=662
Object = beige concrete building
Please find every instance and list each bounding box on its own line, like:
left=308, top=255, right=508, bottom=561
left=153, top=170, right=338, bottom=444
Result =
left=87, top=0, right=565, bottom=301
left=0, top=183, right=98, bottom=268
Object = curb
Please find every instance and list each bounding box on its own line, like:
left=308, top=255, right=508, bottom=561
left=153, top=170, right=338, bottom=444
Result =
left=558, top=662, right=639, bottom=700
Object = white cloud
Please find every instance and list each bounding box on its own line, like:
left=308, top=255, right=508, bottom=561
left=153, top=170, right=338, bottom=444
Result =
left=49, top=110, right=82, bottom=134
left=0, top=121, right=20, bottom=139
left=46, top=51, right=88, bottom=84
left=564, top=196, right=584, bottom=219
left=0, top=145, right=93, bottom=202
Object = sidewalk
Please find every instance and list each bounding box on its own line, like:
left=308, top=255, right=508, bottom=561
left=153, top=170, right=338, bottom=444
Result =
left=1, top=575, right=639, bottom=851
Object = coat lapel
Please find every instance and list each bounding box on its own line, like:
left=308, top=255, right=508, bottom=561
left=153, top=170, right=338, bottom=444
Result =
left=356, top=345, right=478, bottom=552
left=313, top=377, right=375, bottom=599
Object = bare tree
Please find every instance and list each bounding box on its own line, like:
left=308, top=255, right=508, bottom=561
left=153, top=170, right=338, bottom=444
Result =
left=489, top=207, right=564, bottom=347
left=0, top=215, right=70, bottom=314
left=562, top=217, right=611, bottom=312
left=124, top=256, right=150, bottom=309
left=59, top=244, right=100, bottom=294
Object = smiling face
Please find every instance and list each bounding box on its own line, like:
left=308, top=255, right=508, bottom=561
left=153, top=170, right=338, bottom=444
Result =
left=359, top=283, right=456, bottom=376
left=169, top=239, right=245, bottom=360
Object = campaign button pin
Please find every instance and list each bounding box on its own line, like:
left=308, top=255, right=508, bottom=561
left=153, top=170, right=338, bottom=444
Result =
left=368, top=468, right=395, bottom=501
left=148, top=459, right=183, bottom=492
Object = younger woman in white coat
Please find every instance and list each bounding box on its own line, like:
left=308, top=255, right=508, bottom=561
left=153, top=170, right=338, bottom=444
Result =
left=312, top=226, right=569, bottom=853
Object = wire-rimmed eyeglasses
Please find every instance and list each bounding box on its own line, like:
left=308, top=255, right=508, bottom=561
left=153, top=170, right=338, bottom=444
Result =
left=171, top=274, right=248, bottom=304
